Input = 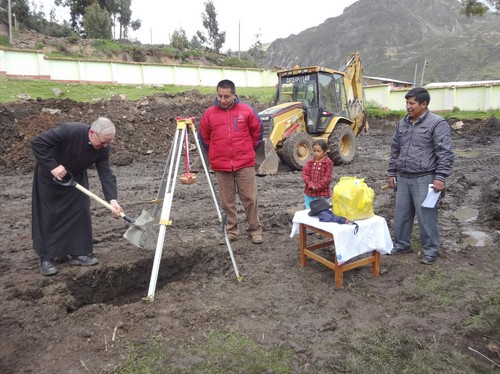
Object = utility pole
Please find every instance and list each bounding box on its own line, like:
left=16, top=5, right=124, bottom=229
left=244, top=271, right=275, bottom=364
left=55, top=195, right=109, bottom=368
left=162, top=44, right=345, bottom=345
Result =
left=413, top=60, right=419, bottom=87
left=238, top=20, right=241, bottom=60
left=420, top=57, right=427, bottom=86
left=8, top=0, right=14, bottom=45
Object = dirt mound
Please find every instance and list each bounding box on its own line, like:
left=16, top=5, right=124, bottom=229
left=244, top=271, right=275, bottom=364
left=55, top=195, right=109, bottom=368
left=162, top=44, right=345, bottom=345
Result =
left=0, top=91, right=269, bottom=173
left=0, top=91, right=210, bottom=172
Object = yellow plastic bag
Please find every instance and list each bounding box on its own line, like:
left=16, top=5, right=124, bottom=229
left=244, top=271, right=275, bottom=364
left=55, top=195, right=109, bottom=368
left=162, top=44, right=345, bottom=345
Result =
left=332, top=176, right=375, bottom=221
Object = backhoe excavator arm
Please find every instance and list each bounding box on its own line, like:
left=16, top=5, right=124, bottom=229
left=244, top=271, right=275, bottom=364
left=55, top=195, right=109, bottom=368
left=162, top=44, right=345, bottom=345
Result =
left=342, top=52, right=368, bottom=136
left=343, top=52, right=364, bottom=102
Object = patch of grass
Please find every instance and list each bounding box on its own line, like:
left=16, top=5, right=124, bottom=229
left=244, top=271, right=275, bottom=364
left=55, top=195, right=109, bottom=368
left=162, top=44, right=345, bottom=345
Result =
left=443, top=110, right=500, bottom=121
left=181, top=50, right=204, bottom=59
left=115, top=334, right=177, bottom=374
left=335, top=327, right=492, bottom=373
left=45, top=51, right=85, bottom=59
left=0, top=76, right=275, bottom=104
left=408, top=267, right=482, bottom=314
left=461, top=286, right=500, bottom=343
left=114, top=329, right=294, bottom=373
left=0, top=35, right=10, bottom=47
left=191, top=329, right=294, bottom=373
left=366, top=107, right=405, bottom=119
left=365, top=107, right=499, bottom=121
left=92, top=39, right=131, bottom=52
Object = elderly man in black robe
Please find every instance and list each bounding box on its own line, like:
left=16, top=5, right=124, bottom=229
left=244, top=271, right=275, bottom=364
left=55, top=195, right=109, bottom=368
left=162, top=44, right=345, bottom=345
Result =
left=31, top=117, right=124, bottom=276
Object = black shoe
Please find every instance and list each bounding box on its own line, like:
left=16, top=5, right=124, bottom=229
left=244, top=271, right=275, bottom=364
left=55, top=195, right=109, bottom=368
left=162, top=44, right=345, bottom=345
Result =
left=40, top=260, right=57, bottom=276
left=421, top=256, right=436, bottom=265
left=69, top=255, right=99, bottom=266
left=390, top=246, right=412, bottom=255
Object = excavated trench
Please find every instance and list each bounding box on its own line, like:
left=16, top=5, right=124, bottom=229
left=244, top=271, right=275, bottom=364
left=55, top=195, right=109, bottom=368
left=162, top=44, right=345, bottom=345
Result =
left=63, top=245, right=232, bottom=311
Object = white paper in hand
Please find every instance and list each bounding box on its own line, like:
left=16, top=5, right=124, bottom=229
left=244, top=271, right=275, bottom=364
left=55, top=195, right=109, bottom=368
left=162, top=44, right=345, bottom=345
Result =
left=422, top=184, right=441, bottom=208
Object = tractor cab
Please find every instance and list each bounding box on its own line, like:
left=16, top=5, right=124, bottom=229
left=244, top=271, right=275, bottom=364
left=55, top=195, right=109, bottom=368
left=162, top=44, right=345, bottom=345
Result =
left=255, top=54, right=368, bottom=175
left=275, top=67, right=350, bottom=134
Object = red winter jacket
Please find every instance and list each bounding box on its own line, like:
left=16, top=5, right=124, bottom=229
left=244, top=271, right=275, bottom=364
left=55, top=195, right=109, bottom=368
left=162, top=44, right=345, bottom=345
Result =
left=199, top=97, right=263, bottom=172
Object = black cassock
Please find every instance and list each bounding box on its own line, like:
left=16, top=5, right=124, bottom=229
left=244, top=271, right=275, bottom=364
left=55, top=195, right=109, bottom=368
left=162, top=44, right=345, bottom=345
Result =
left=31, top=123, right=117, bottom=260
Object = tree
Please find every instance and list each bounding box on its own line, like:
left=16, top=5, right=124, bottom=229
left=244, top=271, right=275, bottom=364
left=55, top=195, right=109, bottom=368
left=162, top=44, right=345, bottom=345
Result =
left=170, top=28, right=189, bottom=50
left=82, top=2, right=112, bottom=39
left=200, top=0, right=225, bottom=52
left=130, top=19, right=141, bottom=32
left=116, top=0, right=141, bottom=39
left=189, top=35, right=203, bottom=50
left=55, top=0, right=106, bottom=33
left=247, top=32, right=265, bottom=63
left=54, top=0, right=140, bottom=38
left=460, top=0, right=499, bottom=16
left=195, top=30, right=207, bottom=46
left=0, top=0, right=30, bottom=26
left=0, top=0, right=73, bottom=38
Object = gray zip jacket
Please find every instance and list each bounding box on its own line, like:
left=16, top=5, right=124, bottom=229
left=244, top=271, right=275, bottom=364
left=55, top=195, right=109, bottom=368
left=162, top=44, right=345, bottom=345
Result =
left=388, top=110, right=453, bottom=182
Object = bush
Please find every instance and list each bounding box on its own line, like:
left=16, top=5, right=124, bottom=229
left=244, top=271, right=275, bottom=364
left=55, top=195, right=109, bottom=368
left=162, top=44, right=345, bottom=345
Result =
left=0, top=35, right=10, bottom=47
left=67, top=33, right=81, bottom=45
left=222, top=57, right=257, bottom=68
left=131, top=47, right=146, bottom=62
left=92, top=39, right=122, bottom=52
left=56, top=44, right=69, bottom=54
left=181, top=50, right=204, bottom=59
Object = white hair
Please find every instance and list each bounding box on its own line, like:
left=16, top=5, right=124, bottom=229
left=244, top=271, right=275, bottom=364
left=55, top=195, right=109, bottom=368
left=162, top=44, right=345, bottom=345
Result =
left=91, top=117, right=115, bottom=136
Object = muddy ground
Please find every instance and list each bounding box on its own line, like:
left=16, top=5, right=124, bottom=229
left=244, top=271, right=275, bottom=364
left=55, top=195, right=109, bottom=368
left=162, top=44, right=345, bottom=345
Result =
left=0, top=93, right=499, bottom=373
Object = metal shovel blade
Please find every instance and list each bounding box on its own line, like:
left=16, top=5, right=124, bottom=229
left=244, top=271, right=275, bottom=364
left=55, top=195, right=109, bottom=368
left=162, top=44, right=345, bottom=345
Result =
left=123, top=210, right=158, bottom=250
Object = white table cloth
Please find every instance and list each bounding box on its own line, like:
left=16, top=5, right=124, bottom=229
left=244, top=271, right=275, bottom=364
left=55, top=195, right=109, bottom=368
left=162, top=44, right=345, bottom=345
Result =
left=290, top=209, right=393, bottom=265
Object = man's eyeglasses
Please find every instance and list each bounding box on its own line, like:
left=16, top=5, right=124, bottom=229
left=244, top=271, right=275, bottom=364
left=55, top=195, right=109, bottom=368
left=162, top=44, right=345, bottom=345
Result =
left=94, top=131, right=113, bottom=145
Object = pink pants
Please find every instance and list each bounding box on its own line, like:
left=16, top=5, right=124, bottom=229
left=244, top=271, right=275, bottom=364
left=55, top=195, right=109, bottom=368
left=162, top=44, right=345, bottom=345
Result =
left=215, top=167, right=262, bottom=238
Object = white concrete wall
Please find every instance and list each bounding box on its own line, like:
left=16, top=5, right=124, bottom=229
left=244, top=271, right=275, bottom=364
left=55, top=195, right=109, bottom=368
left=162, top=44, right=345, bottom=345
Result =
left=363, top=84, right=500, bottom=111
left=1, top=48, right=498, bottom=111
left=0, top=48, right=277, bottom=88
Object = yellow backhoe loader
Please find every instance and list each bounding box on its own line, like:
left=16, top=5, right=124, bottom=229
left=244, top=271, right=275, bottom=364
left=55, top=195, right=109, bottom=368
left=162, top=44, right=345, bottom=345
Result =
left=255, top=52, right=369, bottom=175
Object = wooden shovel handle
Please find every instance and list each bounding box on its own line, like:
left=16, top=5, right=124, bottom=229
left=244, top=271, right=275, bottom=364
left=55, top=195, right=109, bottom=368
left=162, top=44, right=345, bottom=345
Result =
left=73, top=183, right=135, bottom=223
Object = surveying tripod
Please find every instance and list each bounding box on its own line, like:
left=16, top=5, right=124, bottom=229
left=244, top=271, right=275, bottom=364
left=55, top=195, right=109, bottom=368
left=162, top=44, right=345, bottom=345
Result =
left=145, top=117, right=242, bottom=302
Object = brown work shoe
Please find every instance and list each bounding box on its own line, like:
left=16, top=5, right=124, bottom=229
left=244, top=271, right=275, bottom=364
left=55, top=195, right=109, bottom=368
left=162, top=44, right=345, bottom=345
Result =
left=251, top=234, right=263, bottom=244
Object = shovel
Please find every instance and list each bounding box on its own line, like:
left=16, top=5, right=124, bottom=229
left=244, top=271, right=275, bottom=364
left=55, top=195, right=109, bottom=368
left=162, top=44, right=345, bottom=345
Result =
left=54, top=172, right=156, bottom=249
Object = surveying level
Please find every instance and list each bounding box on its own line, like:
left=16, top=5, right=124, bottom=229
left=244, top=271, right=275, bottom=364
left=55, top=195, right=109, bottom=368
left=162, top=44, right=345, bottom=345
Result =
left=144, top=117, right=243, bottom=303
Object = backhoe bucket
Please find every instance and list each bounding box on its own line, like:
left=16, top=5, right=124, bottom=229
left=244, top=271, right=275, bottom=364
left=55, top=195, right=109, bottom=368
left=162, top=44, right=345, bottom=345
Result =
left=255, top=138, right=280, bottom=176
left=123, top=210, right=158, bottom=250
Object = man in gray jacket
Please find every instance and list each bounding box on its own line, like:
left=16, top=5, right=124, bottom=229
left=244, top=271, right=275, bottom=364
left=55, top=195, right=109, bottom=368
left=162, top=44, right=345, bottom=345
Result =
left=387, top=87, right=454, bottom=264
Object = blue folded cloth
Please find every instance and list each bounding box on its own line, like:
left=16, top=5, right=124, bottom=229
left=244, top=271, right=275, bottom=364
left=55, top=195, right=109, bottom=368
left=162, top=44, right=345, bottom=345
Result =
left=318, top=210, right=359, bottom=234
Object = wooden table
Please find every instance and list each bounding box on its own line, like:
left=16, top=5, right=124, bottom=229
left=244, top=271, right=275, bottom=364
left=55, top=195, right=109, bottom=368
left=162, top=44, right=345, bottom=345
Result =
left=290, top=210, right=392, bottom=289
left=298, top=223, right=381, bottom=288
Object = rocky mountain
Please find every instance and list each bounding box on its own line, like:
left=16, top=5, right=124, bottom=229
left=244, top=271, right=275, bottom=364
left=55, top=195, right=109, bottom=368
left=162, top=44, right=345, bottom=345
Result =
left=262, top=0, right=500, bottom=83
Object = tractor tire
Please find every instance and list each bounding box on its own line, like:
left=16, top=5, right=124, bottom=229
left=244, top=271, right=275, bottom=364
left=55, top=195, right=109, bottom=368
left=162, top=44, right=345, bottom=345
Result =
left=282, top=132, right=314, bottom=171
left=328, top=123, right=356, bottom=165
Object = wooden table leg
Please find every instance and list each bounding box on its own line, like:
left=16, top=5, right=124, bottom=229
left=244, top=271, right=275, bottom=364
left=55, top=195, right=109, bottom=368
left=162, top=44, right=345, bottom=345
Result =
left=297, top=222, right=382, bottom=288
left=334, top=255, right=343, bottom=289
left=299, top=224, right=308, bottom=267
left=371, top=250, right=380, bottom=277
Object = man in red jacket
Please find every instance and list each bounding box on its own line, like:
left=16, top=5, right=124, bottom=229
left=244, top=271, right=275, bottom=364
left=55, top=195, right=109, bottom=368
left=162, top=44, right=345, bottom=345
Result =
left=199, top=79, right=264, bottom=245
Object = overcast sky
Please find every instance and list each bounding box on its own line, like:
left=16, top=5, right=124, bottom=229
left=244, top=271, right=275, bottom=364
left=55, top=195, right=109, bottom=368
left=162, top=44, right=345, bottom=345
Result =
left=39, top=0, right=358, bottom=51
